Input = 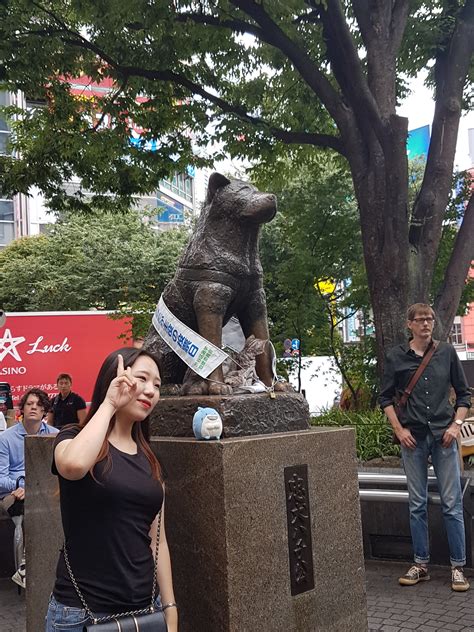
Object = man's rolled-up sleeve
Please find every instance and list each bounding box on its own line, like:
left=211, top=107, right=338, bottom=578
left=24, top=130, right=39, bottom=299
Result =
left=450, top=347, right=472, bottom=410
left=0, top=437, right=16, bottom=496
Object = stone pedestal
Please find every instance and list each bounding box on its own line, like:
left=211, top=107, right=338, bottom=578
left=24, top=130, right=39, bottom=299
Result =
left=25, top=428, right=367, bottom=632
left=24, top=436, right=62, bottom=632
left=150, top=391, right=310, bottom=437
left=153, top=429, right=367, bottom=632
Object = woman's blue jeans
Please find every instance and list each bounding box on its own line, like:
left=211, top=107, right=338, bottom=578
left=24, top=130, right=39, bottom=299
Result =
left=401, top=430, right=466, bottom=566
left=45, top=593, right=163, bottom=631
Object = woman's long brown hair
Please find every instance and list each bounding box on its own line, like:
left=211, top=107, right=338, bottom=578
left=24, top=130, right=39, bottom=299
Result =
left=81, top=347, right=163, bottom=481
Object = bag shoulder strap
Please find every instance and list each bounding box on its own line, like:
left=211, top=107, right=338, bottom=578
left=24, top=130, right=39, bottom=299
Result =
left=399, top=340, right=438, bottom=408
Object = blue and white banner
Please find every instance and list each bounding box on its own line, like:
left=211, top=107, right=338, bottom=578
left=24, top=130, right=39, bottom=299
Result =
left=152, top=296, right=229, bottom=379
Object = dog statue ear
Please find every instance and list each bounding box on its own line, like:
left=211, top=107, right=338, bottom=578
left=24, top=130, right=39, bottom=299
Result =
left=206, top=172, right=231, bottom=203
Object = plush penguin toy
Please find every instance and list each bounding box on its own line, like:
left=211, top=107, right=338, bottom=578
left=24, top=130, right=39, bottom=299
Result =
left=192, top=407, right=223, bottom=441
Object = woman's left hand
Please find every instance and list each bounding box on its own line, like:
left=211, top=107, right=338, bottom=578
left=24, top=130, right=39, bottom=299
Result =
left=104, top=354, right=138, bottom=411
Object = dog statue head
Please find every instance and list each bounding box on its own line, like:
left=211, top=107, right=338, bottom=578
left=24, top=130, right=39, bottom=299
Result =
left=204, top=173, right=277, bottom=225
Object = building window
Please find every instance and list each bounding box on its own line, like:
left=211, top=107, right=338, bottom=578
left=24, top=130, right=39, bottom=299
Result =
left=160, top=172, right=193, bottom=203
left=0, top=91, right=10, bottom=153
left=0, top=220, right=14, bottom=246
left=0, top=199, right=14, bottom=222
left=0, top=130, right=9, bottom=155
left=449, top=322, right=463, bottom=345
left=0, top=199, right=14, bottom=247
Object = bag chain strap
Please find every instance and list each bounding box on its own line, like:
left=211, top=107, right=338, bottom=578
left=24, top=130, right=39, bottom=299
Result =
left=63, top=508, right=162, bottom=625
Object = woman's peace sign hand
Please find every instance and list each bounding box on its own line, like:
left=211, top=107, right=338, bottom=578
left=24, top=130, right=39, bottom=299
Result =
left=104, top=354, right=137, bottom=411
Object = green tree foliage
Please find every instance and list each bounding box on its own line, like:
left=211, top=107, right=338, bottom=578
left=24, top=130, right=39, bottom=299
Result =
left=0, top=1, right=472, bottom=369
left=257, top=154, right=366, bottom=357
left=312, top=408, right=400, bottom=462
left=256, top=153, right=381, bottom=406
left=0, top=208, right=188, bottom=313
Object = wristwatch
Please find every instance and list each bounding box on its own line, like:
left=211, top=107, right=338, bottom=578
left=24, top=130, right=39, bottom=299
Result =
left=454, top=418, right=464, bottom=426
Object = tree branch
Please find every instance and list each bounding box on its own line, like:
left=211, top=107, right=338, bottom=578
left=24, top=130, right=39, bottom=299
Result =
left=27, top=1, right=346, bottom=155
left=352, top=0, right=409, bottom=118
left=389, top=0, right=411, bottom=58
left=175, top=11, right=266, bottom=41
left=315, top=0, right=387, bottom=146
left=89, top=78, right=129, bottom=132
left=72, top=40, right=345, bottom=152
left=315, top=282, right=358, bottom=403
left=228, top=0, right=352, bottom=135
left=434, top=193, right=474, bottom=339
left=410, top=0, right=474, bottom=259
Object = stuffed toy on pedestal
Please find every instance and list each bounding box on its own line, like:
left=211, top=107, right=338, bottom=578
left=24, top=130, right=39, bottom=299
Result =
left=192, top=407, right=223, bottom=440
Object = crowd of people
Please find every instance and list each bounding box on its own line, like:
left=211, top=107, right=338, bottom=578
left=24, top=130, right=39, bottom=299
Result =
left=0, top=302, right=471, bottom=632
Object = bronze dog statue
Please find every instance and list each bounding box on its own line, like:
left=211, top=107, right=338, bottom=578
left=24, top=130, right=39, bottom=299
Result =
left=145, top=172, right=277, bottom=395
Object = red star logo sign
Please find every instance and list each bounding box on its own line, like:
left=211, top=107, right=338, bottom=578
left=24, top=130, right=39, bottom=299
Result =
left=0, top=329, right=26, bottom=362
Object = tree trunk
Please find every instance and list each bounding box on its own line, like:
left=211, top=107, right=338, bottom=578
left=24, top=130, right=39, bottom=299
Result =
left=348, top=121, right=410, bottom=373
left=356, top=182, right=409, bottom=372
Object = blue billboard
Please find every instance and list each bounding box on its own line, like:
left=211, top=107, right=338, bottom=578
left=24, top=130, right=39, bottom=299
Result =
left=156, top=191, right=185, bottom=223
left=407, top=125, right=430, bottom=160
left=129, top=133, right=159, bottom=152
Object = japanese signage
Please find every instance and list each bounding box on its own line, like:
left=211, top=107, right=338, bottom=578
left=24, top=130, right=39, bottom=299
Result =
left=152, top=296, right=228, bottom=379
left=0, top=312, right=130, bottom=406
left=284, top=464, right=315, bottom=595
left=156, top=192, right=185, bottom=224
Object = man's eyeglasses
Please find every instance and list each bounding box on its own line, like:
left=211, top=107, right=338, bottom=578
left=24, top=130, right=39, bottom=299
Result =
left=411, top=317, right=435, bottom=324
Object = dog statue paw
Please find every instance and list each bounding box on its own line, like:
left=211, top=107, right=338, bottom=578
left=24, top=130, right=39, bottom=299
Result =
left=208, top=382, right=233, bottom=396
left=274, top=380, right=294, bottom=393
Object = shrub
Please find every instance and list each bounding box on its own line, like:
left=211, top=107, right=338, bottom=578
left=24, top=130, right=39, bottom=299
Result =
left=311, top=408, right=400, bottom=462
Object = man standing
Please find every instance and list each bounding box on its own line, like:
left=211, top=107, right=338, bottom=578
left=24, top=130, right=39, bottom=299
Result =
left=380, top=303, right=471, bottom=592
left=0, top=388, right=58, bottom=588
left=47, top=373, right=87, bottom=429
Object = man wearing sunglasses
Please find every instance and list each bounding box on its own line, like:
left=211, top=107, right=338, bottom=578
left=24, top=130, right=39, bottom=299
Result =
left=380, top=303, right=471, bottom=592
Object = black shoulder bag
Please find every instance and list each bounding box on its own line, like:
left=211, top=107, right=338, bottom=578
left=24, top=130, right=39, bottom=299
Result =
left=63, top=509, right=168, bottom=632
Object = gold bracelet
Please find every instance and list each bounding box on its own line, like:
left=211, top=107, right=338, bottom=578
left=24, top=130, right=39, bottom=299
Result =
left=162, top=602, right=178, bottom=611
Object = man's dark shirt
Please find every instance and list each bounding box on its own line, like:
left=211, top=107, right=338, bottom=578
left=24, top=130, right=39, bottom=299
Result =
left=51, top=392, right=86, bottom=429
left=379, top=341, right=471, bottom=440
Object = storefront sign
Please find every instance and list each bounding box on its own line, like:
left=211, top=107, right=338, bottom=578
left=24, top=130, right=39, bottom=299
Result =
left=156, top=192, right=185, bottom=223
left=0, top=312, right=130, bottom=405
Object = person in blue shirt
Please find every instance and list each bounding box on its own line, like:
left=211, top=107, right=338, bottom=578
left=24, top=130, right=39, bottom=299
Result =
left=0, top=388, right=58, bottom=588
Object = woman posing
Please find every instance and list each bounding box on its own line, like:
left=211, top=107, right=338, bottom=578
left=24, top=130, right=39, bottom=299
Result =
left=45, top=347, right=177, bottom=632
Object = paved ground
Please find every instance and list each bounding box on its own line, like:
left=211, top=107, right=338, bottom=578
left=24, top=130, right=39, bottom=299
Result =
left=0, top=578, right=25, bottom=632
left=1, top=561, right=473, bottom=631
left=366, top=561, right=474, bottom=632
